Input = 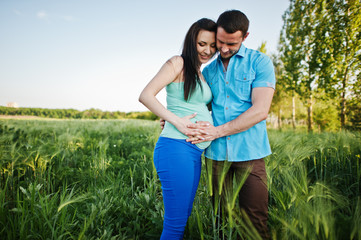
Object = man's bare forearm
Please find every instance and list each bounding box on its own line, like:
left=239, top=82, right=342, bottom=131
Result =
left=187, top=87, right=274, bottom=144
left=215, top=105, right=268, bottom=138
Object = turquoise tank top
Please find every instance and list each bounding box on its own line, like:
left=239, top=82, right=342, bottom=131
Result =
left=160, top=80, right=213, bottom=149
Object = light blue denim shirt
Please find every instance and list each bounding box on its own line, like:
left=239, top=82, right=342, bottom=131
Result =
left=203, top=44, right=276, bottom=161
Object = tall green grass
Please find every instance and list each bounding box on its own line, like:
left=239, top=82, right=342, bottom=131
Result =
left=0, top=119, right=360, bottom=239
left=267, top=130, right=361, bottom=240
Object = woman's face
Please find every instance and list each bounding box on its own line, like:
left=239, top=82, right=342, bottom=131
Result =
left=196, top=30, right=216, bottom=64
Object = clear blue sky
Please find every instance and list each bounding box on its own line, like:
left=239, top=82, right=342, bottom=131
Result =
left=0, top=0, right=290, bottom=112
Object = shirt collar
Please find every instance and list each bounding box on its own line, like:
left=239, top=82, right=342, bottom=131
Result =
left=236, top=44, right=246, bottom=57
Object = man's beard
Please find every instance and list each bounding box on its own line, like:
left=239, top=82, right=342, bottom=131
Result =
left=220, top=50, right=238, bottom=60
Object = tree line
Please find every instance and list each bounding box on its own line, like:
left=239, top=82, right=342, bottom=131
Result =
left=0, top=106, right=158, bottom=121
left=272, top=0, right=360, bottom=131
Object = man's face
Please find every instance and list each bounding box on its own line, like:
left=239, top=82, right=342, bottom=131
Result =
left=216, top=27, right=248, bottom=60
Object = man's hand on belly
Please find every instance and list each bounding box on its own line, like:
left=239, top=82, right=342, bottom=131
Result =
left=186, top=121, right=219, bottom=144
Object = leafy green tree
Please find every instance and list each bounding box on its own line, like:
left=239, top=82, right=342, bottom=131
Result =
left=346, top=71, right=361, bottom=130
left=270, top=53, right=289, bottom=129
left=280, top=0, right=329, bottom=132
left=313, top=92, right=340, bottom=131
left=257, top=41, right=268, bottom=55
left=279, top=1, right=304, bottom=129
left=280, top=0, right=361, bottom=131
left=317, top=0, right=361, bottom=129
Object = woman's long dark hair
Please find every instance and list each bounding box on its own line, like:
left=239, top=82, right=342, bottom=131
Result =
left=181, top=18, right=216, bottom=101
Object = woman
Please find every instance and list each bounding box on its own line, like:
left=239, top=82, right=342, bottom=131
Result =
left=139, top=18, right=216, bottom=239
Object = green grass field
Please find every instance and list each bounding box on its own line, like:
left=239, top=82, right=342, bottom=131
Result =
left=0, top=119, right=360, bottom=239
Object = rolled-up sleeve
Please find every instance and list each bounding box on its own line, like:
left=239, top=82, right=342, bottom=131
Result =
left=252, top=56, right=276, bottom=89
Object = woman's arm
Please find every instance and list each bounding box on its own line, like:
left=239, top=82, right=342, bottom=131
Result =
left=139, top=56, right=198, bottom=136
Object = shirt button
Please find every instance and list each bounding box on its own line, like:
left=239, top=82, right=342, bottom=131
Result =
left=227, top=137, right=230, bottom=140
left=244, top=77, right=246, bottom=80
left=226, top=82, right=229, bottom=84
left=226, top=107, right=228, bottom=110
left=227, top=95, right=229, bottom=98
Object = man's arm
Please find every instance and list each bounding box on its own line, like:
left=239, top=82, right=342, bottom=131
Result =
left=187, top=87, right=274, bottom=143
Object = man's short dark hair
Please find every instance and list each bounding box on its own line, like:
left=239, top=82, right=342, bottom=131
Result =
left=217, top=10, right=249, bottom=36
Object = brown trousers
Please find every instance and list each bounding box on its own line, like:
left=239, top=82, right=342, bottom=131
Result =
left=206, top=158, right=269, bottom=240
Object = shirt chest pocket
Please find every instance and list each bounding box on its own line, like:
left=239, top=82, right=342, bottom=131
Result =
left=234, top=73, right=255, bottom=101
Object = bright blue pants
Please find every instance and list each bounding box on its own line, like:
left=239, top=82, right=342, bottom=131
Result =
left=153, top=137, right=203, bottom=240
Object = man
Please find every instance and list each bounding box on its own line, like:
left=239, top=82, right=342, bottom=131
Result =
left=186, top=10, right=276, bottom=239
